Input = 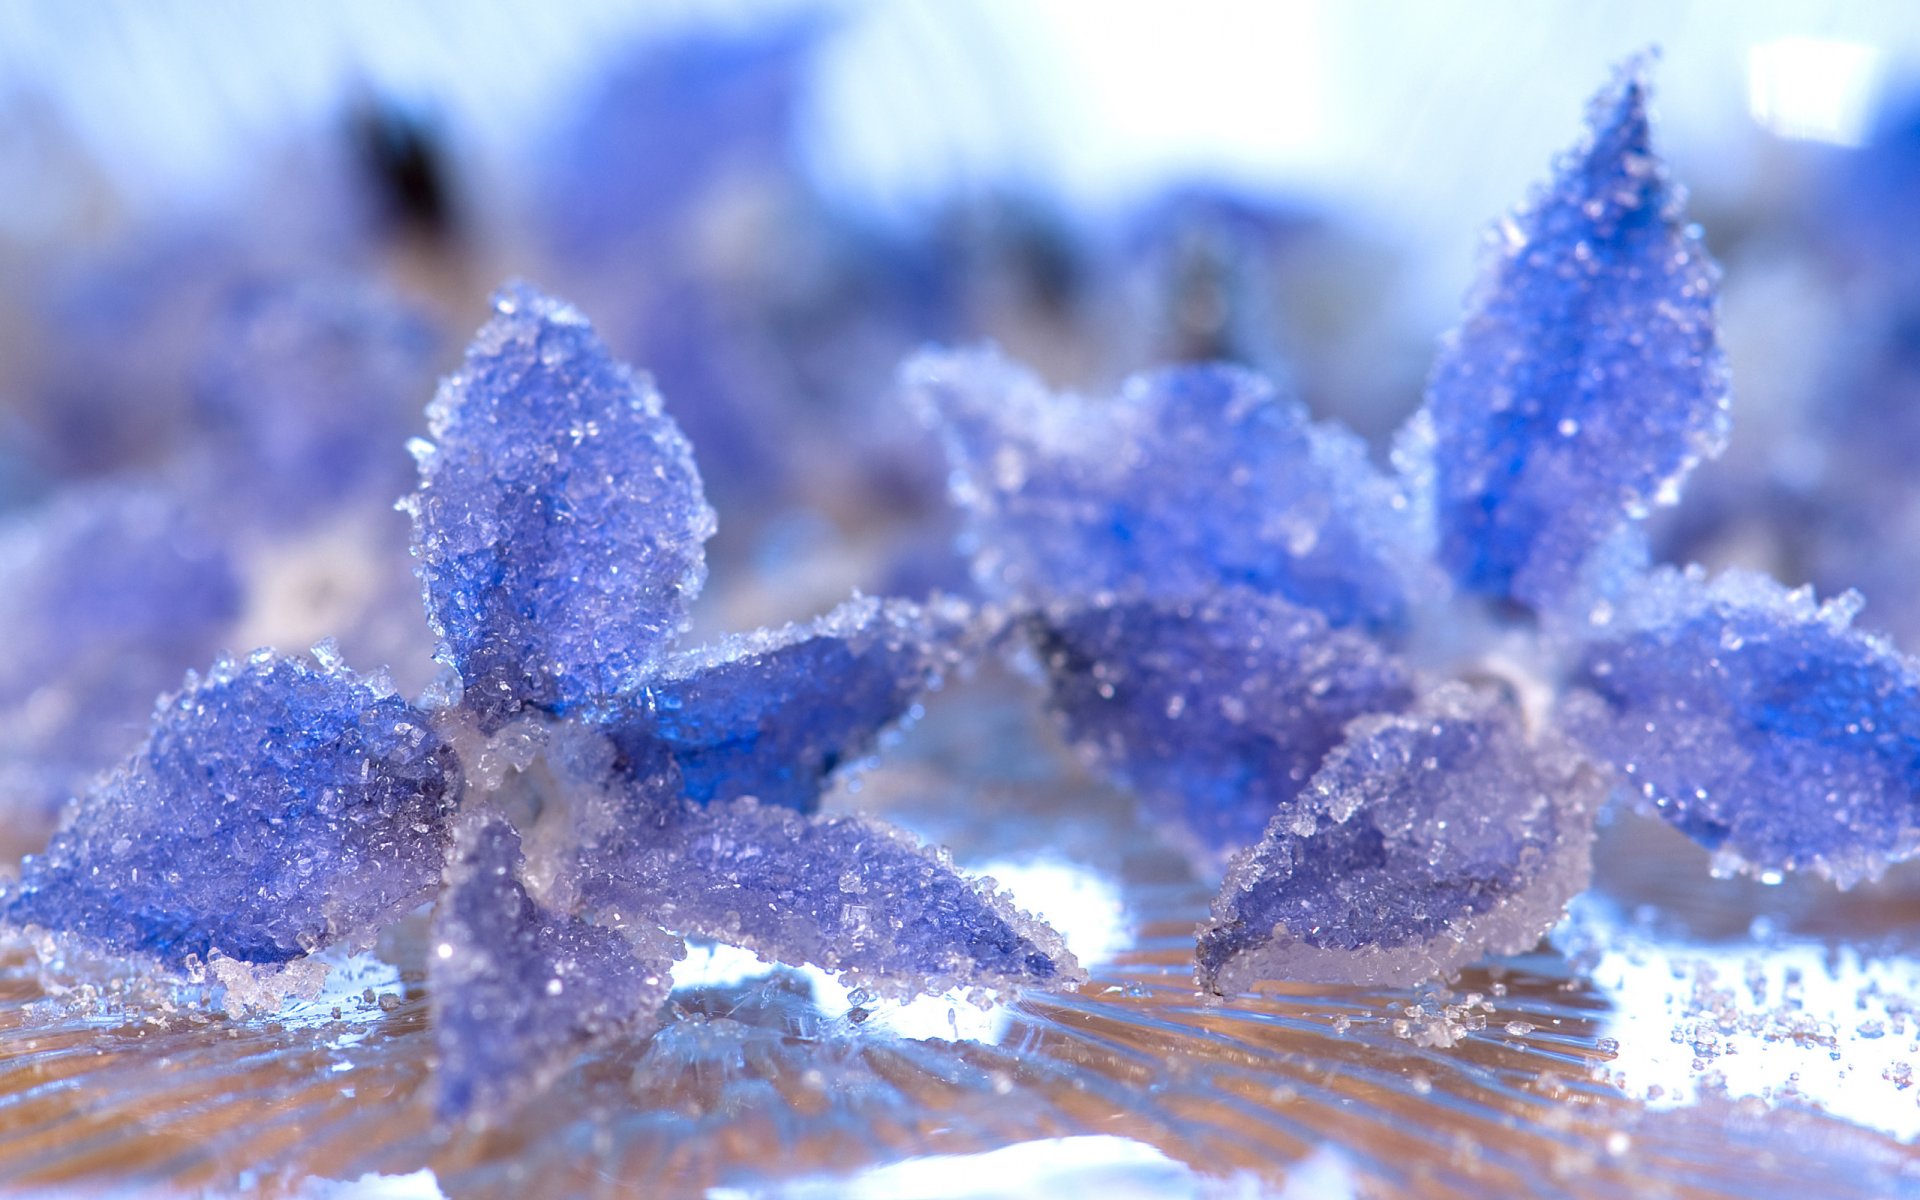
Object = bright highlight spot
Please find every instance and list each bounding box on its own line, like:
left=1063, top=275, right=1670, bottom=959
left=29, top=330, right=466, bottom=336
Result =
left=721, top=1135, right=1268, bottom=1199
left=1747, top=38, right=1883, bottom=147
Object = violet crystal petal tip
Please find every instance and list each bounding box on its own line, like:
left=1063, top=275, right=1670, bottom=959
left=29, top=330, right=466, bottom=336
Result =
left=1420, top=55, right=1730, bottom=614
left=1563, top=566, right=1920, bottom=885
left=4, top=648, right=460, bottom=968
left=1198, top=682, right=1603, bottom=992
left=430, top=815, right=681, bottom=1122
left=405, top=282, right=716, bottom=727
left=603, top=593, right=972, bottom=813
left=576, top=796, right=1082, bottom=1003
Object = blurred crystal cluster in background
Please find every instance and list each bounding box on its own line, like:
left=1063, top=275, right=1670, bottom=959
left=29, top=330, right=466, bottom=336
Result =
left=7, top=2, right=1920, bottom=1197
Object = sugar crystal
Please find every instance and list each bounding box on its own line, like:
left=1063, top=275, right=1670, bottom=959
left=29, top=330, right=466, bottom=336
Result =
left=1198, top=683, right=1602, bottom=990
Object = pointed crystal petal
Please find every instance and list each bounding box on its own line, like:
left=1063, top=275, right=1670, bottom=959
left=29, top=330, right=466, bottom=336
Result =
left=1199, top=683, right=1602, bottom=991
left=603, top=594, right=972, bottom=813
left=1420, top=57, right=1730, bottom=612
left=4, top=650, right=461, bottom=966
left=1563, top=566, right=1920, bottom=884
left=576, top=796, right=1081, bottom=1002
left=404, top=283, right=716, bottom=726
left=431, top=816, right=681, bottom=1121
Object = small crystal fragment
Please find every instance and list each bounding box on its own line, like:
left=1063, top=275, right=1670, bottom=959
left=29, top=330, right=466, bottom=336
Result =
left=1420, top=57, right=1730, bottom=612
left=3, top=649, right=460, bottom=966
left=1029, top=588, right=1415, bottom=866
left=431, top=816, right=681, bottom=1121
left=1198, top=683, right=1602, bottom=991
left=907, top=349, right=1422, bottom=631
left=1561, top=567, right=1920, bottom=885
left=603, top=595, right=971, bottom=812
left=404, top=283, right=716, bottom=726
left=573, top=791, right=1082, bottom=1002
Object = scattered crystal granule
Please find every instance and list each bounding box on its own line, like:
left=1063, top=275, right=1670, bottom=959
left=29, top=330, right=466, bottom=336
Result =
left=1561, top=567, right=1920, bottom=885
left=603, top=594, right=971, bottom=813
left=191, top=280, right=440, bottom=528
left=1197, top=683, right=1602, bottom=990
left=0, top=484, right=242, bottom=836
left=431, top=816, right=681, bottom=1121
left=907, top=349, right=1423, bottom=631
left=404, top=283, right=716, bottom=726
left=571, top=790, right=1083, bottom=1002
left=3, top=647, right=460, bottom=966
left=1419, top=57, right=1730, bottom=613
left=1030, top=588, right=1415, bottom=868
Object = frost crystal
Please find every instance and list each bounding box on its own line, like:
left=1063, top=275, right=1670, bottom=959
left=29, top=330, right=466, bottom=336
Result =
left=1030, top=588, right=1414, bottom=865
left=431, top=817, right=680, bottom=1121
left=1562, top=568, right=1920, bottom=885
left=4, top=649, right=460, bottom=966
left=1198, top=684, right=1602, bottom=991
left=907, top=349, right=1421, bottom=631
left=604, top=595, right=971, bottom=812
left=1421, top=57, right=1730, bottom=613
left=573, top=790, right=1082, bottom=1002
left=405, top=283, right=716, bottom=726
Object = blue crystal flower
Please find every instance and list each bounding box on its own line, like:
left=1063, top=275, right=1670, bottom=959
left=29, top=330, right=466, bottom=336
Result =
left=2, top=281, right=1080, bottom=1125
left=407, top=286, right=1078, bottom=1119
left=915, top=56, right=1912, bottom=988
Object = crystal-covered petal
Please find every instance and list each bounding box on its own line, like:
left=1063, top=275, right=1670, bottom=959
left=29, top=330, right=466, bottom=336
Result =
left=192, top=279, right=440, bottom=528
left=0, top=484, right=243, bottom=842
left=1030, top=589, right=1415, bottom=868
left=577, top=797, right=1082, bottom=1001
left=3, top=649, right=460, bottom=966
left=431, top=816, right=681, bottom=1122
left=603, top=595, right=971, bottom=813
left=404, top=283, right=716, bottom=726
left=907, top=349, right=1424, bottom=631
left=1562, top=567, right=1920, bottom=885
left=1198, top=683, right=1603, bottom=991
left=1419, top=57, right=1730, bottom=612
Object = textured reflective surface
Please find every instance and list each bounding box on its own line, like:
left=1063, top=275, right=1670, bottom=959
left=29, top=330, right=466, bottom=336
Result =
left=0, top=672, right=1915, bottom=1198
